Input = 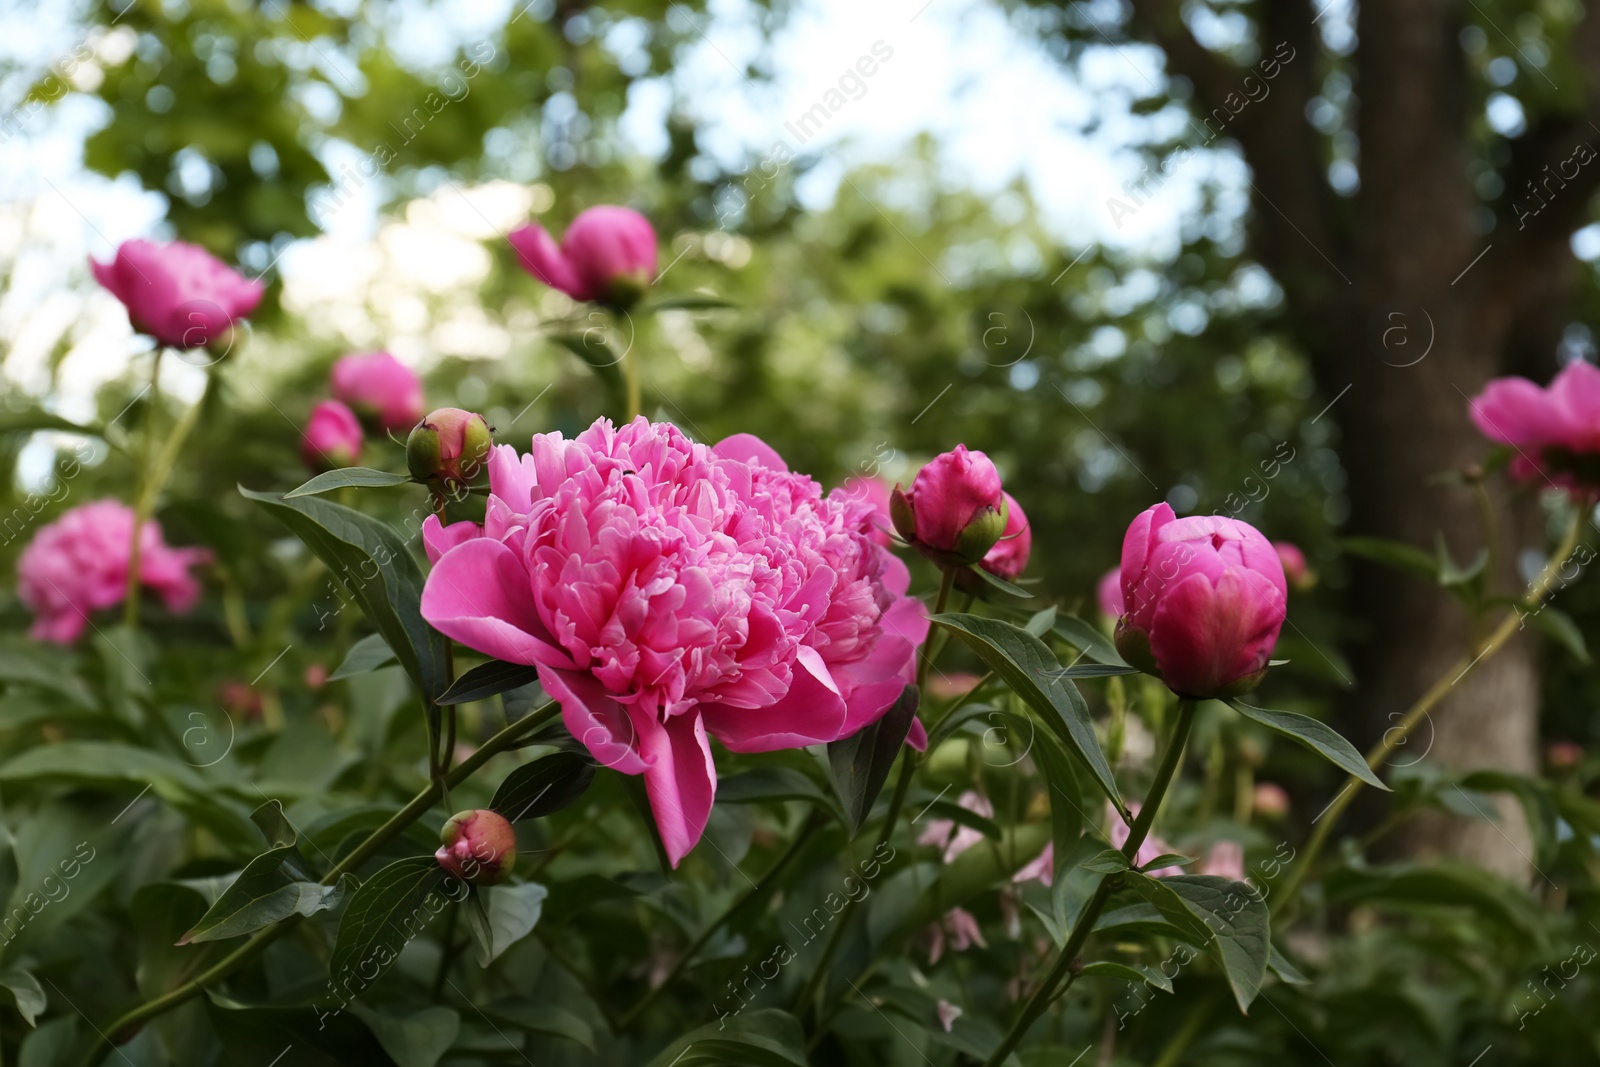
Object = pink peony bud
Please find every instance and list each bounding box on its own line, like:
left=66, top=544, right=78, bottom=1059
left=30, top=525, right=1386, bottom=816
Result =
left=1470, top=361, right=1600, bottom=491
left=1273, top=541, right=1315, bottom=591
left=1253, top=781, right=1290, bottom=818
left=508, top=205, right=657, bottom=306
left=304, top=663, right=329, bottom=690
left=1096, top=566, right=1125, bottom=621
left=300, top=400, right=364, bottom=472
left=980, top=492, right=1031, bottom=580
left=17, top=499, right=209, bottom=643
left=330, top=351, right=425, bottom=433
left=1547, top=741, right=1584, bottom=769
left=892, top=445, right=1007, bottom=565
left=407, top=408, right=493, bottom=488
left=1114, top=503, right=1286, bottom=700
left=90, top=239, right=262, bottom=350
left=436, top=809, right=517, bottom=885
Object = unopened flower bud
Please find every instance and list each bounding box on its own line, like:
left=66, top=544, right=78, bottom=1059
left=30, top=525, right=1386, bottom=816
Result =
left=407, top=408, right=492, bottom=488
left=435, top=809, right=516, bottom=885
left=895, top=445, right=1009, bottom=566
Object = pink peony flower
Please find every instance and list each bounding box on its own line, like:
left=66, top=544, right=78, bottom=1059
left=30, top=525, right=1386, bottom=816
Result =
left=17, top=500, right=210, bottom=643
left=301, top=400, right=364, bottom=471
left=1253, top=781, right=1289, bottom=818
left=436, top=809, right=516, bottom=885
left=508, top=205, right=658, bottom=305
left=1198, top=840, right=1245, bottom=881
left=330, top=351, right=425, bottom=432
left=917, top=790, right=993, bottom=863
left=936, top=999, right=963, bottom=1033
left=1470, top=361, right=1600, bottom=489
left=928, top=906, right=987, bottom=964
left=840, top=476, right=894, bottom=548
left=1273, top=541, right=1315, bottom=591
left=419, top=418, right=927, bottom=866
left=1012, top=842, right=1054, bottom=887
left=980, top=492, right=1031, bottom=580
left=1115, top=503, right=1286, bottom=699
left=1096, top=566, right=1124, bottom=621
left=891, top=445, right=1007, bottom=563
left=90, top=239, right=262, bottom=349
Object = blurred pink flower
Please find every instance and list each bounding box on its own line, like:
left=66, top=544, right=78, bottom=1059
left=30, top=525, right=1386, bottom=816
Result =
left=980, top=492, right=1031, bottom=580
left=1470, top=362, right=1600, bottom=488
left=1253, top=781, right=1289, bottom=818
left=1012, top=842, right=1054, bottom=887
left=1548, top=741, right=1584, bottom=769
left=891, top=445, right=1006, bottom=563
left=1096, top=566, right=1124, bottom=621
left=17, top=500, right=209, bottom=643
left=330, top=351, right=425, bottom=432
left=918, top=790, right=993, bottom=863
left=509, top=205, right=657, bottom=305
left=90, top=239, right=262, bottom=349
left=927, top=671, right=983, bottom=700
left=1116, top=503, right=1286, bottom=699
left=1108, top=802, right=1184, bottom=876
left=1199, top=840, right=1245, bottom=881
left=928, top=906, right=987, bottom=964
left=936, top=999, right=963, bottom=1033
left=1273, top=541, right=1315, bottom=591
left=301, top=400, right=364, bottom=471
left=420, top=418, right=927, bottom=866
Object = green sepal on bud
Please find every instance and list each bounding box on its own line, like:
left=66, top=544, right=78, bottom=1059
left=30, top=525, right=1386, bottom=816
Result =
left=951, top=498, right=1008, bottom=565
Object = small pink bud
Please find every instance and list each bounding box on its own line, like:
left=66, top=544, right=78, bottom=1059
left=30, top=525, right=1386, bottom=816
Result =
left=1273, top=541, right=1316, bottom=591
left=304, top=664, right=328, bottom=690
left=407, top=408, right=493, bottom=488
left=897, top=446, right=1008, bottom=565
left=436, top=809, right=517, bottom=885
left=300, top=400, right=363, bottom=472
left=980, top=492, right=1031, bottom=580
left=1115, top=503, right=1286, bottom=699
left=330, top=351, right=425, bottom=433
left=90, top=239, right=262, bottom=350
left=1253, top=782, right=1289, bottom=818
left=508, top=205, right=657, bottom=307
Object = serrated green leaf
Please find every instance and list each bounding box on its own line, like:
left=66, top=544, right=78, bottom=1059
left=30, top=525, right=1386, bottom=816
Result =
left=490, top=752, right=596, bottom=822
left=437, top=659, right=542, bottom=705
left=285, top=467, right=415, bottom=498
left=1228, top=700, right=1388, bottom=790
left=932, top=614, right=1123, bottom=814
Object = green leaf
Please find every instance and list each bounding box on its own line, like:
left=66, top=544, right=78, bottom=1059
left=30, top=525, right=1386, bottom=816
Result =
left=826, top=685, right=919, bottom=835
left=1268, top=944, right=1311, bottom=985
left=642, top=293, right=738, bottom=311
left=0, top=741, right=205, bottom=793
left=1079, top=960, right=1174, bottom=993
left=437, top=660, right=542, bottom=705
left=1323, top=863, right=1543, bottom=942
left=284, top=467, right=415, bottom=498
left=1080, top=849, right=1132, bottom=874
left=490, top=752, right=596, bottom=822
left=1434, top=532, right=1488, bottom=588
left=923, top=798, right=1002, bottom=840
left=353, top=1005, right=459, bottom=1067
left=329, top=633, right=397, bottom=682
left=0, top=968, right=45, bottom=1026
left=1528, top=606, right=1590, bottom=664
left=1028, top=726, right=1086, bottom=881
left=717, top=767, right=842, bottom=821
left=329, top=857, right=451, bottom=996
left=465, top=881, right=547, bottom=966
left=1047, top=663, right=1141, bottom=678
left=931, top=614, right=1124, bottom=814
left=644, top=1008, right=810, bottom=1067
left=1138, top=853, right=1195, bottom=872
left=0, top=408, right=115, bottom=447
left=242, top=487, right=450, bottom=703
left=1227, top=700, right=1388, bottom=790
left=1341, top=536, right=1438, bottom=582
left=1051, top=615, right=1127, bottom=666
left=551, top=333, right=627, bottom=412
left=250, top=799, right=297, bottom=848
left=971, top=564, right=1035, bottom=599
left=1125, top=874, right=1271, bottom=1013
left=481, top=1001, right=595, bottom=1051
left=0, top=642, right=97, bottom=709
left=1024, top=606, right=1058, bottom=636
left=181, top=846, right=347, bottom=944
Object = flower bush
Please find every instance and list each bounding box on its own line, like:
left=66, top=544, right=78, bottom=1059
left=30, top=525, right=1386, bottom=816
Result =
left=1, top=209, right=1596, bottom=1067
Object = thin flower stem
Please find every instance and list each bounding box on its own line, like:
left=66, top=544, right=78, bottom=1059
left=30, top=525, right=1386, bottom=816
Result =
left=620, top=809, right=825, bottom=1029
left=1274, top=506, right=1586, bottom=924
left=983, top=699, right=1197, bottom=1067
left=123, top=350, right=164, bottom=627
left=82, top=702, right=562, bottom=1065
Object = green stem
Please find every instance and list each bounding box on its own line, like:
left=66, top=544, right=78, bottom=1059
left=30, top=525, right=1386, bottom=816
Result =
left=83, top=702, right=562, bottom=1064
left=123, top=350, right=164, bottom=628
left=1274, top=507, right=1585, bottom=923
left=621, top=810, right=824, bottom=1029
left=983, top=699, right=1197, bottom=1067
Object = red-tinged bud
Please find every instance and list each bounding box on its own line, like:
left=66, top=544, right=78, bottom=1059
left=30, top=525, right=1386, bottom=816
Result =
left=436, top=809, right=516, bottom=886
left=407, top=408, right=493, bottom=489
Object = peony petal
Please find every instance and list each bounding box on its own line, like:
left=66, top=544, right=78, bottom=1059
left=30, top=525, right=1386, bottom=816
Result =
left=422, top=514, right=482, bottom=565
left=1147, top=569, right=1283, bottom=698
left=508, top=224, right=587, bottom=300
left=701, top=646, right=848, bottom=752
left=541, top=666, right=650, bottom=774
left=420, top=537, right=571, bottom=667
left=712, top=433, right=790, bottom=472
left=639, top=710, right=717, bottom=868
left=1120, top=502, right=1174, bottom=630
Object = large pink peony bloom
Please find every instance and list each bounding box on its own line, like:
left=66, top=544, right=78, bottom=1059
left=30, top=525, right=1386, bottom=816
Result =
left=508, top=206, right=657, bottom=305
left=17, top=500, right=210, bottom=643
left=1116, top=503, right=1286, bottom=699
left=1470, top=361, right=1600, bottom=489
left=330, top=351, right=425, bottom=432
left=90, top=239, right=263, bottom=350
left=419, top=417, right=927, bottom=866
